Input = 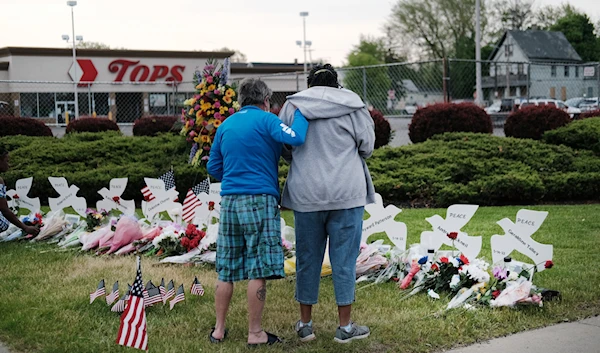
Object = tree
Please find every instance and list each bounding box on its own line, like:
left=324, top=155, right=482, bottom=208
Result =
left=343, top=36, right=392, bottom=112
left=214, top=47, right=247, bottom=63
left=550, top=10, right=600, bottom=62
left=489, top=0, right=534, bottom=34
left=74, top=41, right=111, bottom=49
left=388, top=0, right=489, bottom=60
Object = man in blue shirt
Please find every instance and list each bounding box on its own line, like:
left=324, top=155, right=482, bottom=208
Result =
left=207, top=78, right=308, bottom=346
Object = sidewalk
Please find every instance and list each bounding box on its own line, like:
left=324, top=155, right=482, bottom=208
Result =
left=0, top=342, right=10, bottom=353
left=444, top=316, right=600, bottom=353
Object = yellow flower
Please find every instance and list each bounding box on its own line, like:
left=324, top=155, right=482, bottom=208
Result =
left=208, top=119, right=216, bottom=125
left=220, top=107, right=227, bottom=114
left=188, top=108, right=194, bottom=115
left=476, top=293, right=482, bottom=300
left=201, top=135, right=210, bottom=143
left=196, top=82, right=205, bottom=90
left=223, top=96, right=233, bottom=104
left=214, top=120, right=222, bottom=127
left=194, top=136, right=201, bottom=143
left=196, top=111, right=202, bottom=119
left=225, top=88, right=235, bottom=97
left=232, top=101, right=241, bottom=110
left=208, top=84, right=216, bottom=91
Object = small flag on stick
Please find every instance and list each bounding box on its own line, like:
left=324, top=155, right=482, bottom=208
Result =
left=159, top=278, right=166, bottom=304
left=106, top=281, right=119, bottom=305
left=169, top=284, right=185, bottom=310
left=144, top=281, right=162, bottom=307
left=90, top=279, right=105, bottom=304
left=191, top=277, right=205, bottom=296
left=164, top=280, right=175, bottom=304
left=116, top=257, right=148, bottom=351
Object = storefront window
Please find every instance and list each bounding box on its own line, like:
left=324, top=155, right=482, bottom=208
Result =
left=19, top=93, right=37, bottom=117
left=149, top=93, right=168, bottom=115
left=39, top=93, right=54, bottom=118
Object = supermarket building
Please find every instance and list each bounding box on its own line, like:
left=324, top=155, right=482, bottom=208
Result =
left=0, top=47, right=305, bottom=123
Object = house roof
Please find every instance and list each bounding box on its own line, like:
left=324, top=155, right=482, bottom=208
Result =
left=489, top=30, right=582, bottom=63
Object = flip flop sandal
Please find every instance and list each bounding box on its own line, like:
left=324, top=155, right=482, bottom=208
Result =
left=247, top=331, right=284, bottom=347
left=209, top=327, right=228, bottom=343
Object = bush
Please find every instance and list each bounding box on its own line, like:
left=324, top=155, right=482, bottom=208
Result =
left=65, top=117, right=120, bottom=134
left=365, top=132, right=600, bottom=206
left=133, top=116, right=178, bottom=136
left=408, top=103, right=492, bottom=143
left=580, top=109, right=600, bottom=119
left=504, top=106, right=571, bottom=140
left=0, top=132, right=202, bottom=205
left=369, top=109, right=393, bottom=148
left=0, top=116, right=53, bottom=137
left=543, top=117, right=600, bottom=155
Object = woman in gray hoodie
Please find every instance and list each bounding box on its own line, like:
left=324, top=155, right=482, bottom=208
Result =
left=278, top=64, right=375, bottom=344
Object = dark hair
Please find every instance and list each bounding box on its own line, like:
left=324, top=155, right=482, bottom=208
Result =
left=307, top=64, right=339, bottom=88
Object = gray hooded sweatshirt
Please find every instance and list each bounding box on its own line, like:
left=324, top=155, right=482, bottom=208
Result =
left=279, top=86, right=376, bottom=212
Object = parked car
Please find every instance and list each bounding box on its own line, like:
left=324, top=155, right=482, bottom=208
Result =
left=565, top=97, right=588, bottom=108
left=485, top=100, right=502, bottom=114
left=519, top=99, right=581, bottom=118
left=579, top=98, right=599, bottom=112
left=403, top=103, right=418, bottom=115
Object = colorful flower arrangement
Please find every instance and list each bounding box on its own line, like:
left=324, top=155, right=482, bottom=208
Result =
left=85, top=208, right=109, bottom=232
left=180, top=58, right=240, bottom=166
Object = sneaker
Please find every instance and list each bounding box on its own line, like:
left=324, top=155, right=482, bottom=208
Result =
left=334, top=322, right=370, bottom=343
left=295, top=320, right=316, bottom=342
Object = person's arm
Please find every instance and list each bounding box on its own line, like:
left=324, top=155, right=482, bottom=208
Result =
left=207, top=130, right=224, bottom=181
left=269, top=109, right=308, bottom=147
left=278, top=102, right=297, bottom=163
left=355, top=108, right=375, bottom=159
left=0, top=180, right=39, bottom=235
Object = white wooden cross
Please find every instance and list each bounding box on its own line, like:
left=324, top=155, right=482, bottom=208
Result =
left=361, top=193, right=407, bottom=250
left=97, top=178, right=135, bottom=215
left=419, top=204, right=482, bottom=259
left=491, top=209, right=553, bottom=272
left=47, top=177, right=88, bottom=217
left=6, top=177, right=41, bottom=214
left=141, top=178, right=182, bottom=221
left=192, top=182, right=222, bottom=227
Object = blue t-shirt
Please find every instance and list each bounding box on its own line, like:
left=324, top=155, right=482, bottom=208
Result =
left=207, top=106, right=308, bottom=198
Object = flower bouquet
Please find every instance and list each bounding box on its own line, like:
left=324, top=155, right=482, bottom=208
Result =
left=180, top=223, right=206, bottom=253
left=180, top=58, right=240, bottom=166
left=152, top=225, right=185, bottom=257
left=85, top=209, right=109, bottom=232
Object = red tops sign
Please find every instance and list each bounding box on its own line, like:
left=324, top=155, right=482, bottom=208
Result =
left=108, top=59, right=185, bottom=83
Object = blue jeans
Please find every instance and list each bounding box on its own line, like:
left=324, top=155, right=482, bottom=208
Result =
left=294, top=207, right=364, bottom=306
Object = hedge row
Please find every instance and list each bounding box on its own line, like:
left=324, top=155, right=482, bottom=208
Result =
left=543, top=117, right=600, bottom=155
left=366, top=133, right=600, bottom=207
left=0, top=116, right=53, bottom=137
left=2, top=132, right=599, bottom=208
left=0, top=132, right=205, bottom=206
left=66, top=117, right=120, bottom=134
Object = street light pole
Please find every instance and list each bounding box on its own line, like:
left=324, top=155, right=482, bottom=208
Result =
left=68, top=1, right=79, bottom=119
left=300, top=12, right=309, bottom=74
left=475, top=0, right=483, bottom=106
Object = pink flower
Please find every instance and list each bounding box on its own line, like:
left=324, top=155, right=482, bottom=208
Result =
left=203, top=146, right=211, bottom=151
left=189, top=131, right=197, bottom=138
left=360, top=242, right=368, bottom=251
left=181, top=108, right=186, bottom=114
left=282, top=238, right=293, bottom=250
left=229, top=108, right=235, bottom=115
left=202, top=120, right=208, bottom=126
left=400, top=261, right=421, bottom=290
left=194, top=94, right=201, bottom=100
left=215, top=71, right=221, bottom=76
left=201, top=156, right=209, bottom=161
left=214, top=90, right=221, bottom=95
left=214, top=113, right=222, bottom=120
left=214, top=101, right=221, bottom=108
left=194, top=104, right=201, bottom=110
left=206, top=76, right=213, bottom=84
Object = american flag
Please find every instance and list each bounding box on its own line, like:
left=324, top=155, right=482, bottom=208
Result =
left=144, top=281, right=162, bottom=307
left=141, top=170, right=177, bottom=202
left=111, top=284, right=131, bottom=313
left=169, top=284, right=185, bottom=310
left=192, top=177, right=211, bottom=196
left=190, top=277, right=205, bottom=296
left=116, top=257, right=148, bottom=351
left=182, top=189, right=201, bottom=223
left=106, top=281, right=120, bottom=305
left=164, top=280, right=175, bottom=303
left=159, top=278, right=166, bottom=304
left=90, top=279, right=105, bottom=304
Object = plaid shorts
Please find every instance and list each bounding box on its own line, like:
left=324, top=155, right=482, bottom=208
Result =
left=0, top=185, right=8, bottom=232
left=216, top=194, right=285, bottom=282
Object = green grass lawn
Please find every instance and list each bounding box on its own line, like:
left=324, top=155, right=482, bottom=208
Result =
left=0, top=204, right=599, bottom=353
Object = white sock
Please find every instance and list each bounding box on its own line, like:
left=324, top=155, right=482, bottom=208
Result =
left=341, top=323, right=353, bottom=332
left=300, top=320, right=312, bottom=327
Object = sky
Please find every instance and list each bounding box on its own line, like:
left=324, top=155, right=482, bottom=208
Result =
left=1, top=0, right=600, bottom=66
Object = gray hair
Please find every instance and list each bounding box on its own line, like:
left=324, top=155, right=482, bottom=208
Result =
left=238, top=78, right=272, bottom=107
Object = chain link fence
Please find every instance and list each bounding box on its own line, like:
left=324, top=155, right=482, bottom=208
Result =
left=2, top=60, right=599, bottom=126
left=0, top=80, right=196, bottom=125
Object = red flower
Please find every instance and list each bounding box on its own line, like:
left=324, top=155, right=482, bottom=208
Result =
left=431, top=263, right=439, bottom=271
left=460, top=254, right=470, bottom=265
left=112, top=196, right=120, bottom=204
left=208, top=201, right=215, bottom=211
left=447, top=232, right=458, bottom=240
left=440, top=257, right=449, bottom=263
left=545, top=260, right=554, bottom=269
left=13, top=194, right=20, bottom=200
left=492, top=290, right=501, bottom=299
left=180, top=237, right=190, bottom=248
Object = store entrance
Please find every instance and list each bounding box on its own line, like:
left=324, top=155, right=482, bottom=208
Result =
left=115, top=93, right=143, bottom=123
left=55, top=101, right=76, bottom=124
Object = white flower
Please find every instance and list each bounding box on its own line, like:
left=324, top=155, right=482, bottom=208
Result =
left=450, top=258, right=460, bottom=267
left=508, top=271, right=519, bottom=281
left=450, top=274, right=461, bottom=289
left=427, top=289, right=440, bottom=300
